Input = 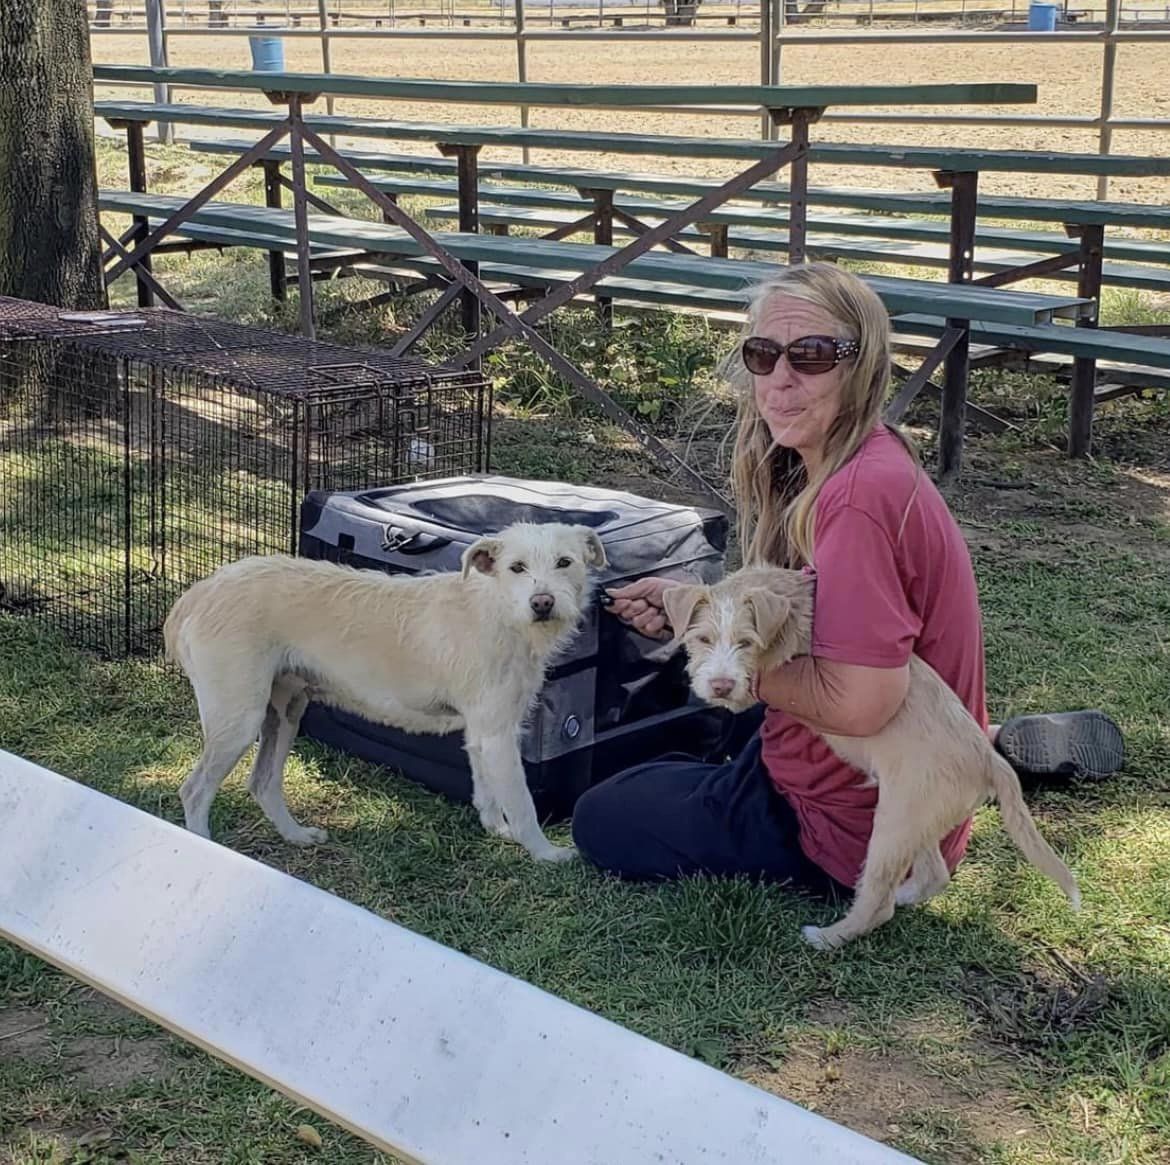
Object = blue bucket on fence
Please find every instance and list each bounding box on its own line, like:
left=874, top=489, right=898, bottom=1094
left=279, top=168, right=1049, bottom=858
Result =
left=248, top=33, right=285, bottom=72
left=1028, top=2, right=1059, bottom=30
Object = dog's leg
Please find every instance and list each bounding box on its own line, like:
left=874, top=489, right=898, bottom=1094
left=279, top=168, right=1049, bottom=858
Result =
left=246, top=675, right=327, bottom=847
left=802, top=783, right=921, bottom=951
left=180, top=721, right=264, bottom=840
left=465, top=748, right=511, bottom=840
left=895, top=845, right=951, bottom=907
left=457, top=714, right=509, bottom=837
left=463, top=717, right=574, bottom=862
left=180, top=652, right=275, bottom=839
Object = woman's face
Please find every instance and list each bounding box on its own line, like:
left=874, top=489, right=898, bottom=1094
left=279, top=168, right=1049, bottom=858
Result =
left=750, top=293, right=851, bottom=468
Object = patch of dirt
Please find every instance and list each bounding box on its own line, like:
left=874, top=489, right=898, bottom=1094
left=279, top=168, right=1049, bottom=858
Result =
left=959, top=963, right=1114, bottom=1052
left=799, top=998, right=854, bottom=1029
left=0, top=1006, right=53, bottom=1059
left=0, top=1001, right=174, bottom=1091
left=749, top=1039, right=1037, bottom=1158
left=942, top=452, right=1170, bottom=565
left=59, top=1034, right=174, bottom=1091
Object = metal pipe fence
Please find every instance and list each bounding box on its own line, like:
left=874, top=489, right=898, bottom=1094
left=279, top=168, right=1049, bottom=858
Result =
left=89, top=0, right=1170, bottom=198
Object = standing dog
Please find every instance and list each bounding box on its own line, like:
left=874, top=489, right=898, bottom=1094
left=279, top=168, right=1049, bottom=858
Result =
left=163, top=522, right=606, bottom=862
left=662, top=566, right=1081, bottom=949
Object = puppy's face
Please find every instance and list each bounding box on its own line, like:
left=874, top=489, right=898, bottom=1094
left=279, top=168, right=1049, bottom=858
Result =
left=663, top=582, right=796, bottom=712
left=461, top=522, right=606, bottom=630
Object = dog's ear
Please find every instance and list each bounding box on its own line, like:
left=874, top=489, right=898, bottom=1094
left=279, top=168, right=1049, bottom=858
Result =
left=580, top=529, right=607, bottom=569
left=745, top=588, right=792, bottom=646
left=462, top=536, right=504, bottom=579
left=661, top=583, right=706, bottom=638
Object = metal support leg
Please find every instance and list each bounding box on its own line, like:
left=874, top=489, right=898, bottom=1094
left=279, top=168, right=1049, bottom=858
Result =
left=1069, top=223, right=1104, bottom=458
left=704, top=223, right=729, bottom=259
left=937, top=169, right=978, bottom=481
left=591, top=188, right=615, bottom=330
left=105, top=121, right=293, bottom=284
left=298, top=124, right=744, bottom=514
left=100, top=224, right=184, bottom=311
left=452, top=140, right=802, bottom=371
left=127, top=123, right=154, bottom=308
left=262, top=160, right=288, bottom=302
left=288, top=100, right=317, bottom=339
left=440, top=143, right=482, bottom=348
left=784, top=109, right=811, bottom=265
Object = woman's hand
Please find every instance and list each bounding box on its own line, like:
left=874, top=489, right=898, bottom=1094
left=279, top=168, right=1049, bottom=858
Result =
left=604, top=576, right=674, bottom=640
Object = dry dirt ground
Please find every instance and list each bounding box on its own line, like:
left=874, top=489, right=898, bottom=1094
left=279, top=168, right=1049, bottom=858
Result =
left=91, top=26, right=1170, bottom=202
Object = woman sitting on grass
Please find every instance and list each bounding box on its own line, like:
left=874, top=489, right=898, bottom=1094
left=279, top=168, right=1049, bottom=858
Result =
left=572, top=262, right=1124, bottom=897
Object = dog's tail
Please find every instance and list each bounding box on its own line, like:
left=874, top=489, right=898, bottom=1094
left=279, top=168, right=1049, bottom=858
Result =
left=988, top=752, right=1081, bottom=910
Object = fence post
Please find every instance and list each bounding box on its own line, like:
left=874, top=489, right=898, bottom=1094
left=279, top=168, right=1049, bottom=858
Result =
left=1096, top=0, right=1121, bottom=200
left=145, top=0, right=172, bottom=143
left=317, top=0, right=336, bottom=125
left=514, top=0, right=530, bottom=164
left=760, top=0, right=774, bottom=141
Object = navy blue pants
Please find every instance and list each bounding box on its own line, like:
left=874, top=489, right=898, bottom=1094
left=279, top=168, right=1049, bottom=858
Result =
left=571, top=708, right=843, bottom=896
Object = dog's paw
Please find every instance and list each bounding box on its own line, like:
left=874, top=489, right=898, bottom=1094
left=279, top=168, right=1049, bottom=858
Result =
left=800, top=924, right=841, bottom=952
left=477, top=804, right=512, bottom=839
left=283, top=825, right=329, bottom=847
left=895, top=880, right=923, bottom=907
left=537, top=844, right=578, bottom=864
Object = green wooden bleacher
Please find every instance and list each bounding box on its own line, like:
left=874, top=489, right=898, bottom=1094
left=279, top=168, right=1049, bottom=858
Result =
left=94, top=93, right=1170, bottom=177
left=180, top=137, right=1170, bottom=281
left=93, top=77, right=1170, bottom=468
left=426, top=201, right=1170, bottom=291
left=99, top=193, right=1170, bottom=388
left=98, top=191, right=1095, bottom=325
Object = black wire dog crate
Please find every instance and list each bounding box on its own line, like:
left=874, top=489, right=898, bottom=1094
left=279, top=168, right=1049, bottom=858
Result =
left=0, top=298, right=490, bottom=657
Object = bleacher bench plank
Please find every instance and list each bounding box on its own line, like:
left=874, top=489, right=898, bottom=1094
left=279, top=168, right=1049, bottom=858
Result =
left=93, top=65, right=1039, bottom=113
left=94, top=98, right=1170, bottom=177
left=97, top=204, right=1170, bottom=387
left=0, top=749, right=919, bottom=1165
left=422, top=202, right=1170, bottom=293
left=308, top=168, right=1170, bottom=236
left=181, top=138, right=1170, bottom=267
left=98, top=191, right=1092, bottom=325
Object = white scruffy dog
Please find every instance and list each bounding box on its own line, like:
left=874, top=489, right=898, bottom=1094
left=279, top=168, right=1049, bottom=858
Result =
left=664, top=566, right=1081, bottom=949
left=163, top=522, right=606, bottom=861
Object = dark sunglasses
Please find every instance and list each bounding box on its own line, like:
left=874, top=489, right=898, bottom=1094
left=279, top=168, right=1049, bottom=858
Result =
left=741, top=334, right=860, bottom=377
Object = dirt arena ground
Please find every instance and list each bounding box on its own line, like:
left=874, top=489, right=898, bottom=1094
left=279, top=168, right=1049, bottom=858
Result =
left=92, top=25, right=1170, bottom=203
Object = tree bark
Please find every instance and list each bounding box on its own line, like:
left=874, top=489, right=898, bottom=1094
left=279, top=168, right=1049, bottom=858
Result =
left=0, top=1, right=107, bottom=311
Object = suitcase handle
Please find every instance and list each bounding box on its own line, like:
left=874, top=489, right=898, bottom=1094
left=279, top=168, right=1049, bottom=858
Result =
left=381, top=524, right=452, bottom=555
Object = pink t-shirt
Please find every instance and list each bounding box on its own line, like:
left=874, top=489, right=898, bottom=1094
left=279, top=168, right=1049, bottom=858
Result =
left=760, top=425, right=988, bottom=889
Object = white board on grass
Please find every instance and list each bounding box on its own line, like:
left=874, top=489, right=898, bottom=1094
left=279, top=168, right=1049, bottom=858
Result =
left=0, top=749, right=920, bottom=1165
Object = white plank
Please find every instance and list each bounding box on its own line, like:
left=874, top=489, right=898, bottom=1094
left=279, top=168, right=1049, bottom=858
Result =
left=0, top=750, right=920, bottom=1165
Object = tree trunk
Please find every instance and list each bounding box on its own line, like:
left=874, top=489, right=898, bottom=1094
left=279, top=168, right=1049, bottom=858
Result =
left=0, top=1, right=107, bottom=311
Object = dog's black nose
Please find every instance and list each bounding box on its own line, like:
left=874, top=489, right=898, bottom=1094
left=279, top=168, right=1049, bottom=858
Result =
left=530, top=593, right=555, bottom=620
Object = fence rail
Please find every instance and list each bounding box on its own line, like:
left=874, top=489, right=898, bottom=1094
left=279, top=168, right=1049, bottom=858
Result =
left=89, top=0, right=1170, bottom=198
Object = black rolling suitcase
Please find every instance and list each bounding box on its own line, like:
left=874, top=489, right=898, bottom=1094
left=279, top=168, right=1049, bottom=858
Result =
left=296, top=474, right=733, bottom=821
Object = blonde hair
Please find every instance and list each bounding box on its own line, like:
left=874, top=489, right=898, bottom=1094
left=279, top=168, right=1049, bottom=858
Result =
left=723, top=263, right=918, bottom=568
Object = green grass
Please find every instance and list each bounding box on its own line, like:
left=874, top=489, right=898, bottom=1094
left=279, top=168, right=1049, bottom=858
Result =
left=3, top=428, right=1169, bottom=1164
left=3, top=134, right=1169, bottom=1165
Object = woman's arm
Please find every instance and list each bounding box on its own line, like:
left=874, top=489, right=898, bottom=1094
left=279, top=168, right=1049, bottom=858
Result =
left=759, top=498, right=919, bottom=737
left=756, top=655, right=909, bottom=738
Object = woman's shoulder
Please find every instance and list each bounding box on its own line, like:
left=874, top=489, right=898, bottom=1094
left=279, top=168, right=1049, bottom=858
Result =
left=819, top=425, right=931, bottom=524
